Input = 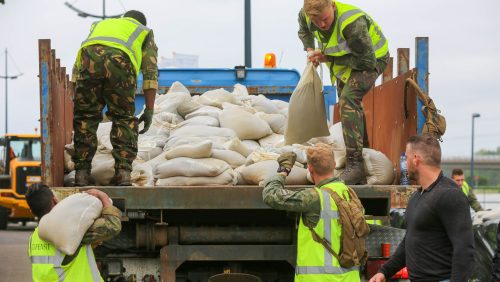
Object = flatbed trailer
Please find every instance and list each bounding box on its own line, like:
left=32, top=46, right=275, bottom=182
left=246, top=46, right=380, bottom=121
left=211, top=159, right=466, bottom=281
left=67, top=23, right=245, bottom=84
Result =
left=39, top=38, right=429, bottom=281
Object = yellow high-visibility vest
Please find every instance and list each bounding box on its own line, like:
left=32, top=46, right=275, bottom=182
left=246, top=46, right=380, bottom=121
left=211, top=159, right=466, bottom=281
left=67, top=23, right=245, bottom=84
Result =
left=76, top=17, right=150, bottom=76
left=295, top=181, right=360, bottom=281
left=305, top=1, right=389, bottom=84
left=29, top=228, right=103, bottom=282
left=462, top=181, right=471, bottom=196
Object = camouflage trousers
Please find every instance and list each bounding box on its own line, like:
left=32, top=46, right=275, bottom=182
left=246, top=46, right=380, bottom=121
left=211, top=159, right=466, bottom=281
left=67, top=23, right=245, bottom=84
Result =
left=336, top=56, right=389, bottom=153
left=73, top=45, right=138, bottom=171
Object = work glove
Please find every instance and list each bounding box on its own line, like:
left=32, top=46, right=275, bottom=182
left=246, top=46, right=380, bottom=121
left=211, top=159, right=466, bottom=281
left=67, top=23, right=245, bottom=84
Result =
left=138, top=108, right=154, bottom=134
left=277, top=152, right=297, bottom=175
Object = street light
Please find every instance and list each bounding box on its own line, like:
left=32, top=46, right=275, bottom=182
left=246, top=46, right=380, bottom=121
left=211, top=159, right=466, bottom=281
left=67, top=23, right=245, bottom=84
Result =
left=0, top=48, right=23, bottom=135
left=470, top=113, right=481, bottom=188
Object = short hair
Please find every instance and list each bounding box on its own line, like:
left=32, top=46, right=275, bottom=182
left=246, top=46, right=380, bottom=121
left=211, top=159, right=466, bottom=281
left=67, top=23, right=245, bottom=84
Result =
left=306, top=143, right=335, bottom=175
left=25, top=183, right=54, bottom=218
left=407, top=134, right=441, bottom=167
left=452, top=168, right=464, bottom=177
left=304, top=0, right=332, bottom=17
left=123, top=10, right=147, bottom=26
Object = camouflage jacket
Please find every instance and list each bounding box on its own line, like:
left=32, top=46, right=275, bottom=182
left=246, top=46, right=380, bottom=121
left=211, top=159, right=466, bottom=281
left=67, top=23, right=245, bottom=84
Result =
left=81, top=205, right=122, bottom=245
left=262, top=174, right=342, bottom=227
left=465, top=187, right=483, bottom=212
left=298, top=8, right=384, bottom=71
left=72, top=30, right=158, bottom=90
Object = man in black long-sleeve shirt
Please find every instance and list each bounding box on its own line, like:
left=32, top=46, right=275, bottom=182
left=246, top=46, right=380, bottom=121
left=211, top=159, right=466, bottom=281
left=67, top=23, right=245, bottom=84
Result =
left=370, top=135, right=474, bottom=282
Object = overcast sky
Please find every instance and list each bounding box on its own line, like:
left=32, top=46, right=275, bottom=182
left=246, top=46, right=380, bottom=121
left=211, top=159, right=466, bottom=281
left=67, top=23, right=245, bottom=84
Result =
left=0, top=0, right=499, bottom=157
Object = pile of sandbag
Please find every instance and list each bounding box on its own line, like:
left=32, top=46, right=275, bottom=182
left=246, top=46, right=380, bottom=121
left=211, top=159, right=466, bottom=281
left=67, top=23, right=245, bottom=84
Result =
left=63, top=81, right=394, bottom=187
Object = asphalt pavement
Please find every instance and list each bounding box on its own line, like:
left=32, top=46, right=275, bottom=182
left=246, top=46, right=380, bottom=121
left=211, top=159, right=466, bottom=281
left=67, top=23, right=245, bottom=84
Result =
left=0, top=222, right=36, bottom=282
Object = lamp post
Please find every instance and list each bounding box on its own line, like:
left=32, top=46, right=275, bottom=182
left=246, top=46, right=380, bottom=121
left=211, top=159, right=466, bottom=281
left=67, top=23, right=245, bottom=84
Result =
left=0, top=48, right=23, bottom=135
left=470, top=113, right=481, bottom=188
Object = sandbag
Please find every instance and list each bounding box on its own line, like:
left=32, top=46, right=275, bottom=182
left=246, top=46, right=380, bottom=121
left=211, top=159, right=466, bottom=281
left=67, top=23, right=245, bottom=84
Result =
left=240, top=160, right=309, bottom=185
left=258, top=133, right=284, bottom=148
left=165, top=136, right=227, bottom=151
left=38, top=193, right=103, bottom=255
left=251, top=95, right=280, bottom=114
left=219, top=109, right=272, bottom=140
left=211, top=149, right=246, bottom=168
left=255, top=112, right=286, bottom=134
left=232, top=83, right=249, bottom=96
left=272, top=99, right=289, bottom=110
left=165, top=141, right=213, bottom=159
left=96, top=122, right=113, bottom=151
left=137, top=146, right=163, bottom=162
left=198, top=88, right=241, bottom=108
left=177, top=99, right=202, bottom=118
left=185, top=106, right=221, bottom=120
left=222, top=102, right=256, bottom=114
left=245, top=151, right=280, bottom=166
left=155, top=82, right=191, bottom=114
left=285, top=62, right=329, bottom=145
left=175, top=116, right=220, bottom=128
left=64, top=146, right=75, bottom=172
left=242, top=140, right=261, bottom=152
left=265, top=145, right=308, bottom=164
left=328, top=122, right=347, bottom=168
left=154, top=157, right=231, bottom=178
left=132, top=151, right=169, bottom=186
left=170, top=125, right=237, bottom=139
left=225, top=138, right=252, bottom=157
left=364, top=148, right=395, bottom=185
left=91, top=153, right=115, bottom=185
left=156, top=169, right=237, bottom=186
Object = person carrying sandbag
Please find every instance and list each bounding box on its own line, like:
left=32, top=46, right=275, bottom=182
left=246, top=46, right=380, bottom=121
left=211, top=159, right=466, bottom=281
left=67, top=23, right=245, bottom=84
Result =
left=26, top=183, right=122, bottom=282
left=298, top=0, right=389, bottom=184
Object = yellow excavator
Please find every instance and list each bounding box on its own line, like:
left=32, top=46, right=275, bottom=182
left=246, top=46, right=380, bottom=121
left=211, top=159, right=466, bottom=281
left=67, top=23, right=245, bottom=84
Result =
left=0, top=134, right=41, bottom=229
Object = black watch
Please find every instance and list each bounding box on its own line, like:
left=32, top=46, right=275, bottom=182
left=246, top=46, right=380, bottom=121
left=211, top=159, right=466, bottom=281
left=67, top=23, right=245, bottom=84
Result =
left=277, top=166, right=291, bottom=176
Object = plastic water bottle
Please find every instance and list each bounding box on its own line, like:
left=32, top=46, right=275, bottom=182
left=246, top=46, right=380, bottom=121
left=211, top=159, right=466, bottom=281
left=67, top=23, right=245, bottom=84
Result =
left=400, top=153, right=410, bottom=185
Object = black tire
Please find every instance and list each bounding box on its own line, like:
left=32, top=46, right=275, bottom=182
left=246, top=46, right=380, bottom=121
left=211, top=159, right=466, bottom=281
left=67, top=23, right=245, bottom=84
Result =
left=0, top=207, right=9, bottom=230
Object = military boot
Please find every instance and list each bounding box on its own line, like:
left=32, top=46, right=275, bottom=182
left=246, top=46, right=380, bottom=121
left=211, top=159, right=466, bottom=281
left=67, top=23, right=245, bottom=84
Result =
left=112, top=168, right=131, bottom=186
left=340, top=149, right=367, bottom=185
left=75, top=169, right=91, bottom=187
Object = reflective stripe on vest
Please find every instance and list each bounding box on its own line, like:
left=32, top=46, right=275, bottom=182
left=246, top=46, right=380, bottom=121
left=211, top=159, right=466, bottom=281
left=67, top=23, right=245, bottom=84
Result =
left=78, top=17, right=150, bottom=76
left=461, top=181, right=470, bottom=196
left=305, top=1, right=388, bottom=83
left=295, top=185, right=359, bottom=278
left=29, top=228, right=102, bottom=282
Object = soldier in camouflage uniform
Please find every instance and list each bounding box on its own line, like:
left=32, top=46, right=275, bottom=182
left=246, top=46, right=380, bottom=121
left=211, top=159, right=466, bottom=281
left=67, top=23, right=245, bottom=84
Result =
left=298, top=0, right=389, bottom=184
left=26, top=183, right=121, bottom=280
left=263, top=144, right=363, bottom=281
left=72, top=10, right=158, bottom=186
left=451, top=168, right=483, bottom=212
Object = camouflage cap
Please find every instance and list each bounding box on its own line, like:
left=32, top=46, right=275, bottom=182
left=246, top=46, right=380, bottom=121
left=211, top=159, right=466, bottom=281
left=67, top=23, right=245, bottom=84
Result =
left=306, top=143, right=335, bottom=175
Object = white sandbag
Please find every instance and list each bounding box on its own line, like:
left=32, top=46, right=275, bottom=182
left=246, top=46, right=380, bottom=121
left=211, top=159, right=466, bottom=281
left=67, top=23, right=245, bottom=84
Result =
left=91, top=153, right=115, bottom=185
left=225, top=138, right=252, bottom=157
left=197, top=88, right=240, bottom=108
left=240, top=160, right=309, bottom=186
left=38, top=193, right=103, bottom=255
left=185, top=106, right=222, bottom=120
left=222, top=102, right=256, bottom=114
left=234, top=165, right=248, bottom=185
left=211, top=149, right=246, bottom=168
left=242, top=140, right=261, bottom=151
left=285, top=63, right=329, bottom=145
left=232, top=84, right=249, bottom=96
left=329, top=122, right=346, bottom=168
left=170, top=125, right=237, bottom=139
left=258, top=133, right=284, bottom=148
left=64, top=147, right=75, bottom=172
left=245, top=151, right=280, bottom=166
left=219, top=109, right=272, bottom=140
left=156, top=169, right=237, bottom=186
left=165, top=141, right=213, bottom=159
left=271, top=99, right=289, bottom=110
left=137, top=146, right=163, bottom=162
left=155, top=82, right=191, bottom=114
left=265, top=145, right=308, bottom=164
left=96, top=122, right=113, bottom=151
left=255, top=112, right=287, bottom=134
left=132, top=151, right=169, bottom=186
left=175, top=116, right=220, bottom=128
left=154, top=112, right=184, bottom=125
left=251, top=95, right=280, bottom=114
left=154, top=157, right=231, bottom=178
left=165, top=136, right=227, bottom=151
left=364, top=148, right=395, bottom=185
left=177, top=99, right=202, bottom=118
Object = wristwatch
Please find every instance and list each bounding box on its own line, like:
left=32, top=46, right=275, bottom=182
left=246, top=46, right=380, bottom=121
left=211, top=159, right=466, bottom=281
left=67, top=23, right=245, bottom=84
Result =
left=277, top=166, right=291, bottom=176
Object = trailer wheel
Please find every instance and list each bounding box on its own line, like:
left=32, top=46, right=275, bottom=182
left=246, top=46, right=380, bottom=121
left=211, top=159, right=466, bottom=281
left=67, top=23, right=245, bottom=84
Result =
left=0, top=207, right=9, bottom=230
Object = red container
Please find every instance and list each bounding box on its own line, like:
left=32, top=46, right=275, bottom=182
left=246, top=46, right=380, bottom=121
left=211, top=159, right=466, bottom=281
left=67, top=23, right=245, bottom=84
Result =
left=381, top=243, right=391, bottom=257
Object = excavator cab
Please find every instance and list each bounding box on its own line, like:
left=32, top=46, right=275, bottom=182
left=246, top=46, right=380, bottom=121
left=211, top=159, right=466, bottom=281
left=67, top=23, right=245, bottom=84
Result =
left=0, top=134, right=41, bottom=229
